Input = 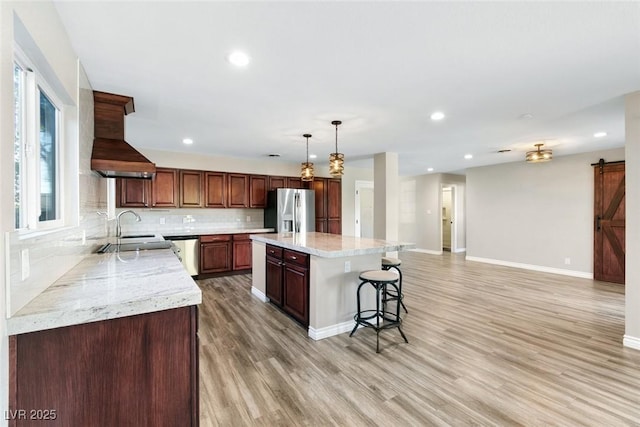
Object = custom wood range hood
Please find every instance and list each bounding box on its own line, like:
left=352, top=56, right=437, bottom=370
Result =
left=91, top=91, right=156, bottom=179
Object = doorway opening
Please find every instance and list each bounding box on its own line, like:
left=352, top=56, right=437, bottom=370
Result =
left=441, top=185, right=455, bottom=252
left=355, top=181, right=374, bottom=238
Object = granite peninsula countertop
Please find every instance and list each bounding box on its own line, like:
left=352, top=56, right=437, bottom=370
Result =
left=250, top=232, right=415, bottom=258
left=7, top=248, right=201, bottom=335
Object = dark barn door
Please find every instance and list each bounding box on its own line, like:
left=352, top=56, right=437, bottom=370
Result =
left=593, top=160, right=625, bottom=284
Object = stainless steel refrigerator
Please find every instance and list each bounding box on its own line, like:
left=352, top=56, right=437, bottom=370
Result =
left=264, top=189, right=315, bottom=233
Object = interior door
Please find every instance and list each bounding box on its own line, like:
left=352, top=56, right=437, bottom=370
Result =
left=594, top=160, right=625, bottom=284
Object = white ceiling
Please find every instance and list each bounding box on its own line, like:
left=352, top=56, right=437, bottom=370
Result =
left=53, top=1, right=640, bottom=176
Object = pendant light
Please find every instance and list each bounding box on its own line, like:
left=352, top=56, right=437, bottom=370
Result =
left=329, top=120, right=344, bottom=177
left=525, top=143, right=552, bottom=163
left=301, top=133, right=314, bottom=182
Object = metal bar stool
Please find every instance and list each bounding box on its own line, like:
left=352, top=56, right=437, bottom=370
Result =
left=350, top=270, right=408, bottom=353
left=381, top=257, right=408, bottom=313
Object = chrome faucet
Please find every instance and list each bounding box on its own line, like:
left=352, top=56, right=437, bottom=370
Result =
left=115, top=210, right=141, bottom=237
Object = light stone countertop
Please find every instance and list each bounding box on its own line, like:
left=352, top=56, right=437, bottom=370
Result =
left=7, top=249, right=202, bottom=336
left=250, top=232, right=415, bottom=258
left=161, top=228, right=274, bottom=238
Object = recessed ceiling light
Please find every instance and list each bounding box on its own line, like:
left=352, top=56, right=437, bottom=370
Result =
left=497, top=149, right=511, bottom=153
left=309, top=154, right=317, bottom=159
left=427, top=167, right=434, bottom=172
left=594, top=132, right=607, bottom=138
left=268, top=153, right=281, bottom=157
left=182, top=138, right=193, bottom=145
left=228, top=51, right=250, bottom=67
left=464, top=154, right=473, bottom=160
left=430, top=111, right=445, bottom=121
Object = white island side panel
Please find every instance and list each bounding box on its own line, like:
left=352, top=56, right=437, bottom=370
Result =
left=308, top=254, right=378, bottom=339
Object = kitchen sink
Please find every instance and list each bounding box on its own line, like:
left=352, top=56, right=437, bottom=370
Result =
left=96, top=241, right=173, bottom=253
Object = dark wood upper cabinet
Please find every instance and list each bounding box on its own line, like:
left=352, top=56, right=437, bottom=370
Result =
left=117, top=167, right=179, bottom=208
left=180, top=170, right=204, bottom=208
left=287, top=177, right=307, bottom=189
left=151, top=168, right=179, bottom=208
left=117, top=178, right=150, bottom=207
left=268, top=176, right=287, bottom=191
left=327, top=178, right=342, bottom=220
left=227, top=174, right=249, bottom=208
left=249, top=175, right=267, bottom=208
left=205, top=172, right=227, bottom=208
left=312, top=179, right=327, bottom=219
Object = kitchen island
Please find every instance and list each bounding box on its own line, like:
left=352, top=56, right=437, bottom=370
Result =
left=250, top=232, right=414, bottom=340
left=7, top=244, right=201, bottom=426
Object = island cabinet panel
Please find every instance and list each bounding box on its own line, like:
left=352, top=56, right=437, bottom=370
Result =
left=151, top=168, right=179, bottom=208
left=265, top=245, right=309, bottom=326
left=180, top=170, right=204, bottom=208
left=232, top=234, right=252, bottom=271
left=9, top=306, right=199, bottom=427
left=227, top=174, right=249, bottom=208
left=204, top=172, right=227, bottom=208
left=200, top=235, right=232, bottom=274
left=249, top=175, right=267, bottom=208
left=265, top=256, right=284, bottom=306
left=283, top=263, right=309, bottom=326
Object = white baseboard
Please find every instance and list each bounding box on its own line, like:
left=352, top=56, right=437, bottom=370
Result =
left=465, top=256, right=593, bottom=279
left=623, top=335, right=640, bottom=351
left=409, top=248, right=443, bottom=255
left=453, top=247, right=467, bottom=253
left=308, top=320, right=355, bottom=340
left=251, top=286, right=269, bottom=302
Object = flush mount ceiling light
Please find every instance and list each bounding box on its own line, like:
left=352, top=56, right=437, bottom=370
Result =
left=594, top=132, right=607, bottom=138
left=182, top=138, right=193, bottom=145
left=526, top=143, right=552, bottom=163
left=430, top=111, right=445, bottom=121
left=227, top=51, right=250, bottom=67
left=301, top=133, right=314, bottom=182
left=329, top=120, right=344, bottom=178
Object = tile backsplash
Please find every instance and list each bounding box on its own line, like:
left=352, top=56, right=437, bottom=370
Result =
left=114, top=208, right=265, bottom=236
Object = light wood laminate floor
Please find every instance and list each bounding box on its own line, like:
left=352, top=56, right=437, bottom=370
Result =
left=197, top=251, right=640, bottom=426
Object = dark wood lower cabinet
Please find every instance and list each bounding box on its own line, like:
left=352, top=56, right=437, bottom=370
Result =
left=9, top=306, right=199, bottom=427
left=200, top=235, right=232, bottom=274
left=232, top=234, right=252, bottom=271
left=264, top=245, right=309, bottom=326
left=283, top=263, right=309, bottom=325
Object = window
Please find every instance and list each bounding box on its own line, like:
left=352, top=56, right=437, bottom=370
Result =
left=13, top=49, right=64, bottom=231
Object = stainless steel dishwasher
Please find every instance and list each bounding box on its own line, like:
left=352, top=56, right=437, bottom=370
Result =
left=167, top=235, right=199, bottom=276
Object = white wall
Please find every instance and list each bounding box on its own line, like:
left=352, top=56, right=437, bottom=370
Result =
left=466, top=147, right=625, bottom=276
left=625, top=92, right=640, bottom=348
left=399, top=173, right=444, bottom=253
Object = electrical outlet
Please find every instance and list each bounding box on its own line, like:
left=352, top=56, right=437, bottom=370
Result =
left=564, top=257, right=571, bottom=265
left=21, top=249, right=30, bottom=280
left=344, top=261, right=351, bottom=273
left=160, top=217, right=165, bottom=225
